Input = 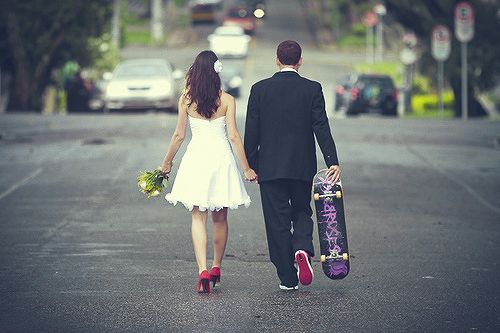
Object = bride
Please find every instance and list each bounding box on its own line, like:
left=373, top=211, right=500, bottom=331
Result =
left=160, top=50, right=257, bottom=293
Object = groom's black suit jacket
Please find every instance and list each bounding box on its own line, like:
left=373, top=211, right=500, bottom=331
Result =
left=244, top=71, right=339, bottom=183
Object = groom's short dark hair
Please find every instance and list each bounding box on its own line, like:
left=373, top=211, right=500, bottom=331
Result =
left=277, top=40, right=302, bottom=65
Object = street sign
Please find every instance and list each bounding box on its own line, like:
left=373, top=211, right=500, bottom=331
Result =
left=402, top=32, right=417, bottom=48
left=374, top=4, right=386, bottom=16
left=455, top=2, right=474, bottom=42
left=362, top=11, right=378, bottom=27
left=400, top=48, right=417, bottom=65
left=432, top=25, right=451, bottom=61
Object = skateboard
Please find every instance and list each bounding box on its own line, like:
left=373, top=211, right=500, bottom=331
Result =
left=312, top=169, right=350, bottom=279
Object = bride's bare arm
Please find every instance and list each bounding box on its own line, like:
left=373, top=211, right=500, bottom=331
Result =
left=225, top=94, right=257, bottom=181
left=160, top=95, right=188, bottom=173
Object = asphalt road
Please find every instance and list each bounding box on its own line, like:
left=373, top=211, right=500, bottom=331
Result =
left=1, top=113, right=500, bottom=332
left=1, top=0, right=500, bottom=332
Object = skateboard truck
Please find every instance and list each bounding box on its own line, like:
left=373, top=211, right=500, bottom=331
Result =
left=320, top=250, right=349, bottom=262
left=313, top=191, right=342, bottom=201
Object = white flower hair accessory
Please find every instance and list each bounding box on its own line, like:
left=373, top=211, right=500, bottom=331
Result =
left=214, top=60, right=223, bottom=73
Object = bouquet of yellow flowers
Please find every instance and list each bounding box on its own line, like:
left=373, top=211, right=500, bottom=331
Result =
left=137, top=168, right=169, bottom=198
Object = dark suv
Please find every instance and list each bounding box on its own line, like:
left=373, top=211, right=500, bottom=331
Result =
left=338, top=74, right=398, bottom=116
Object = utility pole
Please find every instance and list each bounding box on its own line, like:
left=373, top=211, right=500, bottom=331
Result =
left=111, top=0, right=121, bottom=48
left=151, top=0, right=164, bottom=43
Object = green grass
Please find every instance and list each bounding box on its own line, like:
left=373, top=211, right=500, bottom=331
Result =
left=404, top=110, right=454, bottom=119
left=408, top=92, right=455, bottom=118
left=125, top=28, right=152, bottom=45
left=337, top=34, right=366, bottom=49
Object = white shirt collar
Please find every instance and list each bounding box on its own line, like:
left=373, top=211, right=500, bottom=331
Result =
left=280, top=67, right=298, bottom=73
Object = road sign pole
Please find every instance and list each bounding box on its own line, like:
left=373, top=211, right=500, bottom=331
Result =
left=455, top=2, right=474, bottom=120
left=461, top=41, right=468, bottom=120
left=431, top=25, right=451, bottom=118
left=376, top=21, right=383, bottom=62
left=374, top=4, right=386, bottom=63
left=366, top=26, right=374, bottom=63
left=363, top=11, right=378, bottom=64
left=438, top=60, right=444, bottom=117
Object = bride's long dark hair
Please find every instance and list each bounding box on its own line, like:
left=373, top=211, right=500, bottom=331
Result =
left=185, top=50, right=221, bottom=118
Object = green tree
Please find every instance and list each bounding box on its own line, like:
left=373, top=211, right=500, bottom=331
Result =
left=0, top=0, right=112, bottom=110
left=384, top=0, right=500, bottom=117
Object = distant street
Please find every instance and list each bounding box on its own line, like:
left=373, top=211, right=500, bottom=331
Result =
left=1, top=0, right=500, bottom=332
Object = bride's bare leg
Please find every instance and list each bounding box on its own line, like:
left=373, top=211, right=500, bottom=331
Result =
left=211, top=208, right=228, bottom=268
left=191, top=206, right=208, bottom=273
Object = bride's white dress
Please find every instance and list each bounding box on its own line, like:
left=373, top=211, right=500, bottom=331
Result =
left=165, top=115, right=251, bottom=211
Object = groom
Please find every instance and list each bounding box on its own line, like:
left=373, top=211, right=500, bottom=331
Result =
left=244, top=40, right=341, bottom=290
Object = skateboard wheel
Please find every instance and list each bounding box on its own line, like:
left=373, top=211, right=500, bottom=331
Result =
left=313, top=193, right=320, bottom=201
left=320, top=255, right=326, bottom=262
left=335, top=191, right=342, bottom=199
left=342, top=253, right=349, bottom=261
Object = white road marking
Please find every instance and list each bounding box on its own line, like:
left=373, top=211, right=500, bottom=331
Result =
left=0, top=167, right=43, bottom=201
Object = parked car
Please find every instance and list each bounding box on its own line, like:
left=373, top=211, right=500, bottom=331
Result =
left=104, top=59, right=183, bottom=112
left=188, top=0, right=222, bottom=23
left=208, top=25, right=251, bottom=58
left=223, top=5, right=256, bottom=34
left=343, top=74, right=398, bottom=116
left=220, top=64, right=243, bottom=98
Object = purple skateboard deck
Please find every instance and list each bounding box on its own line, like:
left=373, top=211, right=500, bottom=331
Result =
left=312, top=169, right=350, bottom=279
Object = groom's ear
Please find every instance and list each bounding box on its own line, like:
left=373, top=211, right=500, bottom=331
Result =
left=276, top=57, right=281, bottom=67
left=297, top=58, right=303, bottom=68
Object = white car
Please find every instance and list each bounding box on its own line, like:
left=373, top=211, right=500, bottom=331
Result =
left=208, top=25, right=251, bottom=58
left=104, top=59, right=183, bottom=112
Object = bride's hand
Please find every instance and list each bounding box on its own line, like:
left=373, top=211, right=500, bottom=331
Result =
left=160, top=161, right=173, bottom=176
left=244, top=168, right=258, bottom=183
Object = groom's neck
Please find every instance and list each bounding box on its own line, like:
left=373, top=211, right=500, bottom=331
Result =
left=279, top=65, right=299, bottom=71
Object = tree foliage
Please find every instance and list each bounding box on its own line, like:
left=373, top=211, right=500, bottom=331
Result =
left=0, top=0, right=113, bottom=110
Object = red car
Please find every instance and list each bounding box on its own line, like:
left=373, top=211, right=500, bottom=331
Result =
left=223, top=6, right=256, bottom=34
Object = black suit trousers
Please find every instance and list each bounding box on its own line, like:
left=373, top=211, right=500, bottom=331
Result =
left=259, top=179, right=315, bottom=286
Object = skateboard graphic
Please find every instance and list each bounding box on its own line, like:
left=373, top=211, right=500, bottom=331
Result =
left=312, top=169, right=350, bottom=279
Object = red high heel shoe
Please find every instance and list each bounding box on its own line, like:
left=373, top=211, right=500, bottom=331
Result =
left=209, top=267, right=221, bottom=288
left=198, top=270, right=210, bottom=293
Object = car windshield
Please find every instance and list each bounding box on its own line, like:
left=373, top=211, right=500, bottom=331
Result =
left=359, top=76, right=394, bottom=88
left=215, top=27, right=244, bottom=36
left=114, top=64, right=170, bottom=78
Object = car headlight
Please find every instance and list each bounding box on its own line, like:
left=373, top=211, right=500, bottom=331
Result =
left=254, top=8, right=265, bottom=19
left=105, top=84, right=123, bottom=99
left=150, top=81, right=172, bottom=96
left=161, top=81, right=172, bottom=94
left=228, top=76, right=243, bottom=88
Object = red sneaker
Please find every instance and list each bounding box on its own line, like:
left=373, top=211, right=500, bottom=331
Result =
left=295, top=250, right=313, bottom=285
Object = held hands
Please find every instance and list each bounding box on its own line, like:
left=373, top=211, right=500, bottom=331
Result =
left=326, top=165, right=341, bottom=184
left=244, top=168, right=258, bottom=183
